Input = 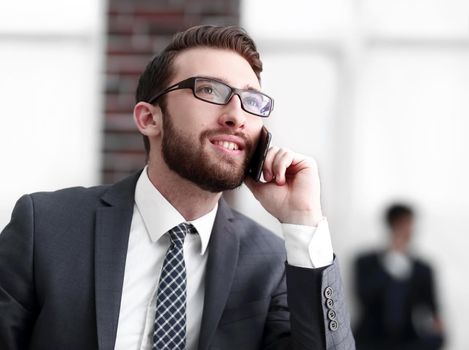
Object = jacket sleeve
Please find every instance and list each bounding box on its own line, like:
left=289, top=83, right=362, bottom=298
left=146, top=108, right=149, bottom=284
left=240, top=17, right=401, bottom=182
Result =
left=0, top=195, right=37, bottom=349
left=262, top=258, right=356, bottom=350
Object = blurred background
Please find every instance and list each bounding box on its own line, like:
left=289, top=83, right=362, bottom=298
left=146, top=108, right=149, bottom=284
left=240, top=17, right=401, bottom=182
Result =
left=1, top=0, right=468, bottom=348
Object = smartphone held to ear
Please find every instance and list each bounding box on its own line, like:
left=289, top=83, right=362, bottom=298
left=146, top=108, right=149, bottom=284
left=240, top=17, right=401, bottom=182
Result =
left=247, top=126, right=272, bottom=182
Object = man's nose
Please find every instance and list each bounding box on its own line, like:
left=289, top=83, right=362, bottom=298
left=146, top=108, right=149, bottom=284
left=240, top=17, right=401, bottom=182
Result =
left=218, top=94, right=246, bottom=129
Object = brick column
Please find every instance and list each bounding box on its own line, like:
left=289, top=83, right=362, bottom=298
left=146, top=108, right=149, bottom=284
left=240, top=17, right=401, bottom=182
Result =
left=103, top=0, right=240, bottom=183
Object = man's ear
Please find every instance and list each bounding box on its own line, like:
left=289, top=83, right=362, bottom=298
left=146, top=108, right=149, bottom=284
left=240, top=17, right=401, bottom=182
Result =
left=133, top=102, right=163, bottom=137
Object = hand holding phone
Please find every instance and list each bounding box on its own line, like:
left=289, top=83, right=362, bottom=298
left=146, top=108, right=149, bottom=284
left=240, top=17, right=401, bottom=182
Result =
left=244, top=131, right=324, bottom=226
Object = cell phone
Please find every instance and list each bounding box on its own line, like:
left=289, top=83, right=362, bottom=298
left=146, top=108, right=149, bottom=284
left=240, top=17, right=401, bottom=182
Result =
left=247, top=126, right=272, bottom=182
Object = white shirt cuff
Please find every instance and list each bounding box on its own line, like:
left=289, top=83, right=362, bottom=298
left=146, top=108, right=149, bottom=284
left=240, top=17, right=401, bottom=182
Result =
left=281, top=218, right=334, bottom=268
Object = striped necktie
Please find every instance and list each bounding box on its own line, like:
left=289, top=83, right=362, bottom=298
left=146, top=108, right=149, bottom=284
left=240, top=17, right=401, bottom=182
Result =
left=153, top=222, right=197, bottom=350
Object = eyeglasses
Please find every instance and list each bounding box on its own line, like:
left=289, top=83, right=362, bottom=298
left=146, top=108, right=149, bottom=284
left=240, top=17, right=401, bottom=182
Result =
left=148, top=76, right=274, bottom=118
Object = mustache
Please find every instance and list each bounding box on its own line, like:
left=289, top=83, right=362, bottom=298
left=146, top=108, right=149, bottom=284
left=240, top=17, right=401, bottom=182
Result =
left=200, top=128, right=255, bottom=157
left=200, top=128, right=249, bottom=143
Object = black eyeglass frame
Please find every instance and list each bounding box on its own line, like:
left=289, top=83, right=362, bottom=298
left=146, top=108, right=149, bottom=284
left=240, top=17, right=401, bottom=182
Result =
left=147, top=76, right=274, bottom=118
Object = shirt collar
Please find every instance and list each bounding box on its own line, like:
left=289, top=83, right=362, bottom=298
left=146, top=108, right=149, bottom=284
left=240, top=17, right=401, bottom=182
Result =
left=134, top=166, right=216, bottom=255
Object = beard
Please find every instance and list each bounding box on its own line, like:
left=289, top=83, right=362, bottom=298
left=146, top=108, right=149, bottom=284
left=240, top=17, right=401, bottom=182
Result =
left=161, top=110, right=254, bottom=193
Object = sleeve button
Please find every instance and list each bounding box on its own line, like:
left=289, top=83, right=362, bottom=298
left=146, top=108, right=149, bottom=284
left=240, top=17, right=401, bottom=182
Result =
left=324, top=286, right=334, bottom=299
left=327, top=309, right=337, bottom=320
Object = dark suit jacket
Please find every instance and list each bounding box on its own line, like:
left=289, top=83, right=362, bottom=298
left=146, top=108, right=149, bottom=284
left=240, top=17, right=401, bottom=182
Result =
left=0, top=172, right=355, bottom=350
left=354, top=251, right=443, bottom=350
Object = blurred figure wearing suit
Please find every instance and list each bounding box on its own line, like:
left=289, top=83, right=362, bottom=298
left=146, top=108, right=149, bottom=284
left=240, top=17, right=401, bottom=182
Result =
left=354, top=203, right=445, bottom=350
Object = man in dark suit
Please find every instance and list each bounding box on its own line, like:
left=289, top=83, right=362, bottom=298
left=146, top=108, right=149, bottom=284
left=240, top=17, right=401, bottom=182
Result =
left=354, top=204, right=444, bottom=350
left=0, top=25, right=355, bottom=350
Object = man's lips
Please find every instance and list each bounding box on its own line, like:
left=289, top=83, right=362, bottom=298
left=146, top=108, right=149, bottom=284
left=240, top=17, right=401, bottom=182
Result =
left=209, top=134, right=246, bottom=152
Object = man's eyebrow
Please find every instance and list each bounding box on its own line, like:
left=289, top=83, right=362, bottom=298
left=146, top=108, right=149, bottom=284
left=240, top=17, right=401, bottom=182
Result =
left=206, top=75, right=260, bottom=91
left=245, top=86, right=260, bottom=92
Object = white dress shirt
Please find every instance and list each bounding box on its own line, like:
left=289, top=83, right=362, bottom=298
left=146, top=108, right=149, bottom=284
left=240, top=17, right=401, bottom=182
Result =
left=381, top=250, right=413, bottom=280
left=114, top=167, right=333, bottom=350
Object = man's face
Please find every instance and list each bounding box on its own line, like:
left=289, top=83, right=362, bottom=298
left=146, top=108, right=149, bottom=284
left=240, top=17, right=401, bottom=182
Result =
left=391, top=215, right=414, bottom=251
left=158, top=47, right=264, bottom=192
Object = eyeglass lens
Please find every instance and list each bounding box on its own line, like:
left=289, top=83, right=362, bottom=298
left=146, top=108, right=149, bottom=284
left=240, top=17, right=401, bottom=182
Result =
left=194, top=78, right=272, bottom=117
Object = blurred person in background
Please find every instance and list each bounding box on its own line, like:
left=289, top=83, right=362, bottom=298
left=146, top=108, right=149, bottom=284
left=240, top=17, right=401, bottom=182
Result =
left=0, top=25, right=355, bottom=350
left=353, top=203, right=445, bottom=350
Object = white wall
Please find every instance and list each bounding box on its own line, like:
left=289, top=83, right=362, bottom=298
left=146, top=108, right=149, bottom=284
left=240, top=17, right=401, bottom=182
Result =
left=239, top=1, right=469, bottom=349
left=1, top=1, right=468, bottom=347
left=0, top=0, right=105, bottom=228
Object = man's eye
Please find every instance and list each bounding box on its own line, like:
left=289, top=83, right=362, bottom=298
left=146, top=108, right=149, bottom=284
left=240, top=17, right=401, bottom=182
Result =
left=197, top=85, right=217, bottom=95
left=244, top=97, right=261, bottom=108
left=200, top=86, right=213, bottom=94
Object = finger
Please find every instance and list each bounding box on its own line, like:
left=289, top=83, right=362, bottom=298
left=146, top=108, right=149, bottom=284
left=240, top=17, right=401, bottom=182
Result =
left=262, top=146, right=280, bottom=182
left=271, top=148, right=294, bottom=185
left=287, top=154, right=319, bottom=176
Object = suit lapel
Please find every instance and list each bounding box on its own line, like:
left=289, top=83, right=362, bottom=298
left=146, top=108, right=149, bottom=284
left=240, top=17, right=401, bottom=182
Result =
left=198, top=199, right=240, bottom=350
left=94, top=173, right=140, bottom=350
left=93, top=174, right=240, bottom=350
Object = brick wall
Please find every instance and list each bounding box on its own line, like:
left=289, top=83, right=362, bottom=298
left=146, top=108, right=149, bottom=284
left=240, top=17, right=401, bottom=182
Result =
left=103, top=0, right=241, bottom=183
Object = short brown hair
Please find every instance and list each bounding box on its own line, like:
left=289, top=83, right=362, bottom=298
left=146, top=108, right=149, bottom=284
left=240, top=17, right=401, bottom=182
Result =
left=135, top=25, right=263, bottom=154
left=385, top=203, right=414, bottom=229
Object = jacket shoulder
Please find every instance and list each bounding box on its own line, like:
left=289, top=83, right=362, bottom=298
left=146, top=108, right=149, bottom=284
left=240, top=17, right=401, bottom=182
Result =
left=27, top=171, right=141, bottom=211
left=354, top=250, right=381, bottom=265
left=30, top=184, right=110, bottom=200
left=412, top=257, right=434, bottom=276
left=27, top=184, right=111, bottom=212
